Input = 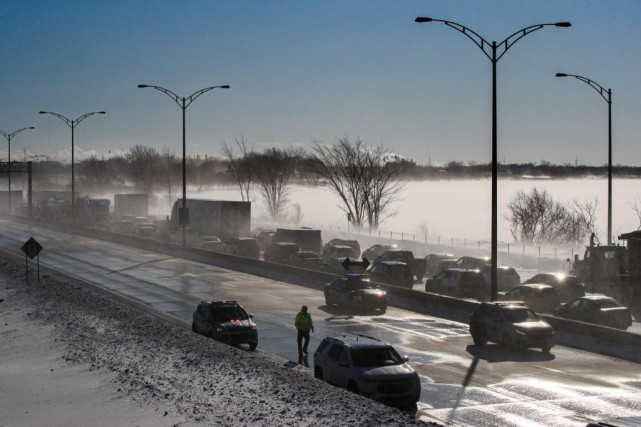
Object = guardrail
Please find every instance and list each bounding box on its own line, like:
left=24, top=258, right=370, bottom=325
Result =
left=11, top=216, right=641, bottom=362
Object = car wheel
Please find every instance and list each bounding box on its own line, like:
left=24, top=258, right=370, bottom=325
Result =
left=542, top=345, right=552, bottom=354
left=347, top=380, right=359, bottom=394
left=314, top=366, right=323, bottom=379
left=249, top=342, right=258, bottom=352
left=502, top=334, right=513, bottom=351
left=379, top=305, right=387, bottom=314
left=471, top=327, right=487, bottom=346
left=324, top=292, right=333, bottom=306
left=191, top=323, right=197, bottom=333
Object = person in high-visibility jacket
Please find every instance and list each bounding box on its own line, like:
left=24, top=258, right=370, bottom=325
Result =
left=295, top=305, right=314, bottom=357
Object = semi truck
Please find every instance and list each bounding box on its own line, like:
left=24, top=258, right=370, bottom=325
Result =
left=571, top=232, right=641, bottom=307
left=170, top=199, right=251, bottom=242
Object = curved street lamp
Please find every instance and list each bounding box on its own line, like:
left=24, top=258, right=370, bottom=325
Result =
left=1, top=126, right=35, bottom=214
left=556, top=72, right=613, bottom=245
left=138, top=84, right=230, bottom=247
left=39, top=111, right=106, bottom=226
left=415, top=17, right=571, bottom=301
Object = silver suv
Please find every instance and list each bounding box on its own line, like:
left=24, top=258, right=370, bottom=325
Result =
left=313, top=335, right=420, bottom=404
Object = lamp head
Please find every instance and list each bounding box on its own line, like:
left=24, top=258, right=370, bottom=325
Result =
left=98, top=111, right=106, bottom=114
left=28, top=127, right=35, bottom=129
left=39, top=111, right=47, bottom=114
left=137, top=84, right=148, bottom=88
left=555, top=73, right=568, bottom=78
left=415, top=17, right=433, bottom=23
left=220, top=85, right=230, bottom=89
left=555, top=22, right=572, bottom=27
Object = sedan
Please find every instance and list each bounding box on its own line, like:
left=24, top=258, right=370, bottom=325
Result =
left=554, top=295, right=633, bottom=330
left=324, top=274, right=388, bottom=312
left=498, top=284, right=560, bottom=313
left=289, top=250, right=323, bottom=270
left=523, top=273, right=585, bottom=303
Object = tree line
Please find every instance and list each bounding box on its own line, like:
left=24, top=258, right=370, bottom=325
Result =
left=21, top=139, right=641, bottom=243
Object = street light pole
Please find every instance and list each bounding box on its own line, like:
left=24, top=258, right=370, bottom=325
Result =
left=556, top=73, right=613, bottom=245
left=1, top=126, right=35, bottom=214
left=415, top=17, right=571, bottom=301
left=1, top=127, right=35, bottom=213
left=138, top=84, right=230, bottom=247
left=39, top=111, right=106, bottom=227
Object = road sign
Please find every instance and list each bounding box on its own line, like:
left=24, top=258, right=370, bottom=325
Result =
left=21, top=237, right=43, bottom=260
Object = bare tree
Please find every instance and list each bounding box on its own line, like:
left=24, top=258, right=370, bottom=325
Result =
left=160, top=146, right=180, bottom=207
left=311, top=137, right=403, bottom=229
left=630, top=197, right=641, bottom=230
left=568, top=197, right=600, bottom=242
left=506, top=188, right=590, bottom=246
left=125, top=145, right=161, bottom=194
left=80, top=155, right=113, bottom=187
left=221, top=136, right=253, bottom=201
left=253, top=147, right=303, bottom=221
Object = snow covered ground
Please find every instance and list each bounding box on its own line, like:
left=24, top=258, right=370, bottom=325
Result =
left=0, top=257, right=434, bottom=426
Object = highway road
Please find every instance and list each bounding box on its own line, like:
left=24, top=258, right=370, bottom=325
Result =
left=1, top=218, right=640, bottom=426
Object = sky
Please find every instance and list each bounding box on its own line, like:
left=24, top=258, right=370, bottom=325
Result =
left=1, top=0, right=640, bottom=166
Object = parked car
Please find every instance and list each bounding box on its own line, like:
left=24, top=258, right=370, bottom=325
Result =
left=225, top=237, right=260, bottom=259
left=523, top=273, right=586, bottom=303
left=200, top=236, right=225, bottom=252
left=424, top=253, right=457, bottom=276
left=361, top=244, right=398, bottom=262
left=454, top=256, right=490, bottom=270
left=322, top=238, right=361, bottom=259
left=192, top=300, right=258, bottom=351
left=321, top=245, right=357, bottom=263
left=498, top=284, right=561, bottom=313
left=424, top=268, right=487, bottom=301
left=313, top=335, right=420, bottom=404
left=368, top=261, right=414, bottom=289
left=321, top=257, right=367, bottom=275
left=480, top=265, right=521, bottom=292
left=469, top=301, right=555, bottom=353
left=554, top=295, right=633, bottom=330
left=264, top=242, right=299, bottom=263
left=289, top=250, right=323, bottom=270
left=324, top=274, right=388, bottom=312
left=374, top=249, right=426, bottom=281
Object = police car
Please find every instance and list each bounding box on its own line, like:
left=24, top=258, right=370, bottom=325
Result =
left=192, top=300, right=258, bottom=351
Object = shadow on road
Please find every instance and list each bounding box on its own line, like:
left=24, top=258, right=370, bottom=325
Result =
left=317, top=304, right=385, bottom=319
left=465, top=344, right=556, bottom=363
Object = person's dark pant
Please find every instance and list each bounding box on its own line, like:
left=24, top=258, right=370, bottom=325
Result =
left=297, top=329, right=310, bottom=355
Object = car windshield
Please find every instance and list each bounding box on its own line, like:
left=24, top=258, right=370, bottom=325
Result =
left=350, top=346, right=404, bottom=368
left=298, top=252, right=318, bottom=259
left=595, top=298, right=621, bottom=309
left=211, top=306, right=249, bottom=322
left=503, top=306, right=539, bottom=323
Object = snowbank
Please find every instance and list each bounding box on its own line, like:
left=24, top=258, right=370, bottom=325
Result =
left=0, top=257, right=430, bottom=426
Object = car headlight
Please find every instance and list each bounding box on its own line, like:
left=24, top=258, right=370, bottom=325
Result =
left=514, top=327, right=527, bottom=336
left=215, top=327, right=225, bottom=332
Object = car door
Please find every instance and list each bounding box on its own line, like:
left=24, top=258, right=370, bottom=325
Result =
left=484, top=305, right=504, bottom=342
left=325, top=343, right=347, bottom=385
left=199, top=305, right=212, bottom=336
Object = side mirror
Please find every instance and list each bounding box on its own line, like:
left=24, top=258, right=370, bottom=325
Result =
left=249, top=314, right=254, bottom=319
left=403, top=355, right=410, bottom=362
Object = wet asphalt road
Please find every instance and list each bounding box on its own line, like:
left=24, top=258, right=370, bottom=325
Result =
left=1, top=219, right=640, bottom=426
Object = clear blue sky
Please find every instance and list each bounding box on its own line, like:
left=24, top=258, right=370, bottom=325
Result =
left=2, top=0, right=640, bottom=166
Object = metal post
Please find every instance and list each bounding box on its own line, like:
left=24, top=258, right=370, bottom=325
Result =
left=491, top=41, right=498, bottom=302
left=71, top=123, right=76, bottom=228
left=182, top=99, right=187, bottom=248
left=607, top=88, right=612, bottom=245
left=7, top=135, right=11, bottom=214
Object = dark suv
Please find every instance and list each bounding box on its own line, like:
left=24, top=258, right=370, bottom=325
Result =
left=264, top=242, right=299, bottom=263
left=469, top=301, right=555, bottom=353
left=192, top=300, right=258, bottom=351
left=324, top=274, right=388, bottom=312
left=313, top=335, right=420, bottom=404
